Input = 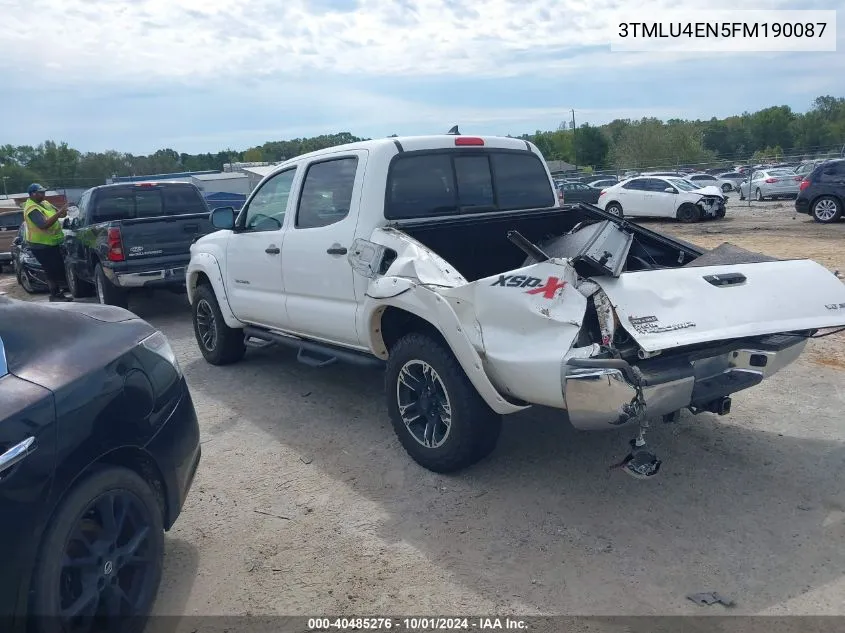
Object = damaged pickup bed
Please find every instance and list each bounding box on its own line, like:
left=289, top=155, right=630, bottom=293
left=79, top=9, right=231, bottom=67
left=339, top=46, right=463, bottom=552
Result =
left=187, top=134, right=845, bottom=477
left=354, top=203, right=845, bottom=477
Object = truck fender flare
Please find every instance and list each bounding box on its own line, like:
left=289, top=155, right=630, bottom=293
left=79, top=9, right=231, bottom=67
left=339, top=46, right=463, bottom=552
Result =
left=364, top=282, right=529, bottom=416
left=187, top=253, right=243, bottom=330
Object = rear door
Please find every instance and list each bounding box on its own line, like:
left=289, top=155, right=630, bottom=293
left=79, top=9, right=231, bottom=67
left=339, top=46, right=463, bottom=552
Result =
left=281, top=152, right=366, bottom=347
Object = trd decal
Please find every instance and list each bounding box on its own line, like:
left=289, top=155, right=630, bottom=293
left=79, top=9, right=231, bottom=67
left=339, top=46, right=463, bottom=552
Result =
left=491, top=275, right=567, bottom=299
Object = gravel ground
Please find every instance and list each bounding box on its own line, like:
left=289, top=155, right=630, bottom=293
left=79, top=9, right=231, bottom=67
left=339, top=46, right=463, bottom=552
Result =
left=2, top=192, right=844, bottom=624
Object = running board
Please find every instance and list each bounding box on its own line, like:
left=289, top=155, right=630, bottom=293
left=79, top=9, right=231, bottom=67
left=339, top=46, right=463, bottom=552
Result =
left=242, top=326, right=386, bottom=369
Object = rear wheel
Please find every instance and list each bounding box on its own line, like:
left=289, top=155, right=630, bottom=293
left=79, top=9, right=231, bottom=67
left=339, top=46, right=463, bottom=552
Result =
left=676, top=203, right=700, bottom=223
left=811, top=196, right=843, bottom=223
left=95, top=263, right=129, bottom=309
left=192, top=283, right=246, bottom=365
left=29, top=466, right=164, bottom=633
left=66, top=261, right=95, bottom=298
left=385, top=332, right=502, bottom=473
left=605, top=202, right=623, bottom=218
left=721, top=183, right=732, bottom=193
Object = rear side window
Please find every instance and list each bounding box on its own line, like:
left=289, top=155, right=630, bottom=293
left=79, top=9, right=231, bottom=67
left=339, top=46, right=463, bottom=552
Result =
left=296, top=157, right=358, bottom=229
left=0, top=212, right=23, bottom=229
left=385, top=150, right=554, bottom=220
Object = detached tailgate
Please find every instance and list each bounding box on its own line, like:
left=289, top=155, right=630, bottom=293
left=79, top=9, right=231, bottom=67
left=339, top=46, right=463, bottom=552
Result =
left=596, top=259, right=845, bottom=352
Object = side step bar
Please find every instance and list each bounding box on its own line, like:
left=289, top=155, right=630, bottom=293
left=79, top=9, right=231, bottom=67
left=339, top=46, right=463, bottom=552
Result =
left=243, top=326, right=386, bottom=369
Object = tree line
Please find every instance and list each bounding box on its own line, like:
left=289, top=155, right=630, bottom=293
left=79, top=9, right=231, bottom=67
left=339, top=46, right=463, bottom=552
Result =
left=1, top=96, right=843, bottom=194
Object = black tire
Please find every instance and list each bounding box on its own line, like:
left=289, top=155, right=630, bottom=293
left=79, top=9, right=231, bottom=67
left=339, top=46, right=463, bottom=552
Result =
left=605, top=202, right=623, bottom=218
left=192, top=283, right=246, bottom=365
left=66, top=261, right=95, bottom=298
left=385, top=332, right=502, bottom=473
left=755, top=188, right=764, bottom=202
left=29, top=466, right=164, bottom=633
left=811, top=195, right=843, bottom=224
left=721, top=183, right=732, bottom=193
left=18, top=266, right=36, bottom=294
left=94, top=263, right=128, bottom=309
left=676, top=203, right=700, bottom=223
left=739, top=189, right=746, bottom=200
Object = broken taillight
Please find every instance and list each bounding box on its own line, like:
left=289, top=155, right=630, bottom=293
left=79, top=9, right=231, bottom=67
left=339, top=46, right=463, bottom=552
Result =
left=107, top=227, right=125, bottom=262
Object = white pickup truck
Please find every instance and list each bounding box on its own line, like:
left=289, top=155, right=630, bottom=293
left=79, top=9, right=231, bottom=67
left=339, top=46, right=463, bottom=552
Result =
left=187, top=132, right=845, bottom=478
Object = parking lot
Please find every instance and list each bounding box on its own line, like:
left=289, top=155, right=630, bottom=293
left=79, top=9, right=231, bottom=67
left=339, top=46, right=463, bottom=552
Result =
left=2, top=192, right=844, bottom=619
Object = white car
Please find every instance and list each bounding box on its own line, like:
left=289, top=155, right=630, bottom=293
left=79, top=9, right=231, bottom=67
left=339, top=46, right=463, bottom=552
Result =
left=598, top=176, right=726, bottom=222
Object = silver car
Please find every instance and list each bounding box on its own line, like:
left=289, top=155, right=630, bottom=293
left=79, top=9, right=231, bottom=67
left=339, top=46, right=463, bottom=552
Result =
left=716, top=171, right=746, bottom=192
left=738, top=168, right=802, bottom=201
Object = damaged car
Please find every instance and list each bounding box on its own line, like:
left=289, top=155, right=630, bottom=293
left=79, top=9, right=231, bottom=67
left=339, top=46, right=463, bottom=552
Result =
left=598, top=175, right=726, bottom=222
left=186, top=131, right=845, bottom=477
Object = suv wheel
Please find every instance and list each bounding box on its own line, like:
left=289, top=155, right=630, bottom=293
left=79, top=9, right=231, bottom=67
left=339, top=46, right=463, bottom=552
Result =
left=811, top=196, right=843, bottom=223
left=385, top=332, right=502, bottom=473
left=94, top=263, right=128, bottom=309
left=192, top=283, right=246, bottom=365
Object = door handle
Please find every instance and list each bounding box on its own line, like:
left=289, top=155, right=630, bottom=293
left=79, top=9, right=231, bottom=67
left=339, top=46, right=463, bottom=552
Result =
left=327, top=246, right=347, bottom=255
left=0, top=437, right=36, bottom=475
left=265, top=246, right=280, bottom=255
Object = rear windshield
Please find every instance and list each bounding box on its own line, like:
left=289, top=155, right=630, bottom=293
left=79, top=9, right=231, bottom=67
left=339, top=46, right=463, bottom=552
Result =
left=385, top=150, right=555, bottom=220
left=91, top=184, right=207, bottom=222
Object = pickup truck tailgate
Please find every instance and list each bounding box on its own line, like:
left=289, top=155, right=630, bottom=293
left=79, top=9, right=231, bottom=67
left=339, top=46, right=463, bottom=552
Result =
left=595, top=259, right=845, bottom=352
left=120, top=213, right=213, bottom=260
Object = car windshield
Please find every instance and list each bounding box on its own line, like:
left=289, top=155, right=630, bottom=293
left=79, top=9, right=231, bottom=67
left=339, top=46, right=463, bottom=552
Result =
left=667, top=178, right=698, bottom=191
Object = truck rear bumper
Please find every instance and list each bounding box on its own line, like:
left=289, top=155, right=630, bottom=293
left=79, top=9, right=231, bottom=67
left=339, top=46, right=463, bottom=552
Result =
left=107, top=266, right=187, bottom=288
left=562, top=334, right=807, bottom=431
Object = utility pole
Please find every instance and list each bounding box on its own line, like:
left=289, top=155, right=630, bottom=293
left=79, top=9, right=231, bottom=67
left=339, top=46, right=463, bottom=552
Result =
left=2, top=176, right=8, bottom=198
left=571, top=109, right=577, bottom=173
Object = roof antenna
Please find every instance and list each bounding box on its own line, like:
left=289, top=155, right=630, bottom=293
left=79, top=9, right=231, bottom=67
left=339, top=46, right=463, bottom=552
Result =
left=447, top=125, right=460, bottom=135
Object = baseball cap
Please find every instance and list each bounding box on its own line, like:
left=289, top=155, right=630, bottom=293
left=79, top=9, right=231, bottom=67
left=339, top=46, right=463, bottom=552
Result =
left=27, top=183, right=47, bottom=195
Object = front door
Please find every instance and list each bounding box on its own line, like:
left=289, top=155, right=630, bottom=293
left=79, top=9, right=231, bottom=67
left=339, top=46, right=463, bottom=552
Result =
left=0, top=371, right=57, bottom=617
left=225, top=167, right=298, bottom=329
left=281, top=152, right=366, bottom=348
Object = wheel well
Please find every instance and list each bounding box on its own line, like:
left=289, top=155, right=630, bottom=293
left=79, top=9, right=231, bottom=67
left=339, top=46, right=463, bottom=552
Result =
left=379, top=306, right=445, bottom=354
left=810, top=194, right=844, bottom=210
left=606, top=200, right=621, bottom=208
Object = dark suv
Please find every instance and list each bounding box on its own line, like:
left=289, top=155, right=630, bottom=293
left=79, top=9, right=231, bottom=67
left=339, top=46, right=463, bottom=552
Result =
left=796, top=158, right=845, bottom=223
left=62, top=181, right=213, bottom=308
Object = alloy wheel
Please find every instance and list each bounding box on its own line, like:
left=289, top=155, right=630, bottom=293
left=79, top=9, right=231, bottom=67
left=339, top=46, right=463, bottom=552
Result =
left=395, top=360, right=452, bottom=448
left=813, top=198, right=838, bottom=222
left=195, top=299, right=218, bottom=352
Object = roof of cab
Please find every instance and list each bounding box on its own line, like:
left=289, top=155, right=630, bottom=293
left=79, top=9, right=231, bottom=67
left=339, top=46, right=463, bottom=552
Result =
left=278, top=134, right=537, bottom=167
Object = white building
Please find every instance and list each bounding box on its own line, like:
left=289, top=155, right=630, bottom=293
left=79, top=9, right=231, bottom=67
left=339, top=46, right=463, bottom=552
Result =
left=190, top=172, right=250, bottom=195
left=240, top=165, right=278, bottom=191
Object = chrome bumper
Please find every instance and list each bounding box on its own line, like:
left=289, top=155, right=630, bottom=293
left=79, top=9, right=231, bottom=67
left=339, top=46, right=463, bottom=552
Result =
left=562, top=336, right=807, bottom=431
left=108, top=266, right=187, bottom=288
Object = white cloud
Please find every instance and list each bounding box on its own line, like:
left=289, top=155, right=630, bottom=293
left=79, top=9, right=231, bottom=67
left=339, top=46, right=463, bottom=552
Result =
left=2, top=0, right=813, bottom=81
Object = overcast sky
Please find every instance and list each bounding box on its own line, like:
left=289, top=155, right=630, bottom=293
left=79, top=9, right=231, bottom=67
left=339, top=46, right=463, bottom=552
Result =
left=3, top=0, right=843, bottom=154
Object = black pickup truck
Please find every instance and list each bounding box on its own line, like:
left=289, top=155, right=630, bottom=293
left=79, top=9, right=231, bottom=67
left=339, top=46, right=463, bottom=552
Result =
left=62, top=181, right=214, bottom=308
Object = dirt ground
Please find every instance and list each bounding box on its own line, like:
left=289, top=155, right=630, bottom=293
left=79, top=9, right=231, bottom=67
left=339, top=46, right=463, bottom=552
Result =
left=1, top=192, right=844, bottom=626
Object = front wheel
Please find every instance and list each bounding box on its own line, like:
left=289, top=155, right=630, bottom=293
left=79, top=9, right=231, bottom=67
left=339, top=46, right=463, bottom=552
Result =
left=385, top=333, right=502, bottom=473
left=755, top=188, right=764, bottom=202
left=721, top=183, right=732, bottom=193
left=29, top=467, right=165, bottom=633
left=676, top=203, right=700, bottom=223
left=192, top=283, right=246, bottom=365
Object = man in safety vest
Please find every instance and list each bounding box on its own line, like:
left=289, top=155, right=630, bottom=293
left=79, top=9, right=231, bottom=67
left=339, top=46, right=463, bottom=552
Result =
left=22, top=183, right=72, bottom=301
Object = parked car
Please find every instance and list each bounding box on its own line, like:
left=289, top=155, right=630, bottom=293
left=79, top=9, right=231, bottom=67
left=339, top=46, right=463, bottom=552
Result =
left=62, top=181, right=214, bottom=308
left=181, top=133, right=845, bottom=480
left=587, top=178, right=619, bottom=189
left=558, top=181, right=602, bottom=204
left=0, top=296, right=200, bottom=632
left=598, top=176, right=726, bottom=221
left=0, top=209, right=23, bottom=273
left=716, top=172, right=746, bottom=192
left=685, top=173, right=725, bottom=191
left=738, top=168, right=802, bottom=201
left=795, top=158, right=845, bottom=223
left=10, top=225, right=49, bottom=294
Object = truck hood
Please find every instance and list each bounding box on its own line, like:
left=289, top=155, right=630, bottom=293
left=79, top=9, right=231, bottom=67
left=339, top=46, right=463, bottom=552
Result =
left=593, top=259, right=845, bottom=352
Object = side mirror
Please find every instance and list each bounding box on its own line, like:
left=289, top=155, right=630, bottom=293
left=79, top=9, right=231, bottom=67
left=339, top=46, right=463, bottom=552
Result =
left=210, top=206, right=236, bottom=230
left=12, top=237, right=22, bottom=246
left=664, top=187, right=677, bottom=194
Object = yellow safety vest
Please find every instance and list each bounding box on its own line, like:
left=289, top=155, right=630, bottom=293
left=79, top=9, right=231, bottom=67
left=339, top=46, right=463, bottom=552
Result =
left=23, top=198, right=63, bottom=246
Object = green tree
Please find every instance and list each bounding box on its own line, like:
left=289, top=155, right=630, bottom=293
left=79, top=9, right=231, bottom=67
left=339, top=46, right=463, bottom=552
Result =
left=574, top=123, right=609, bottom=168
